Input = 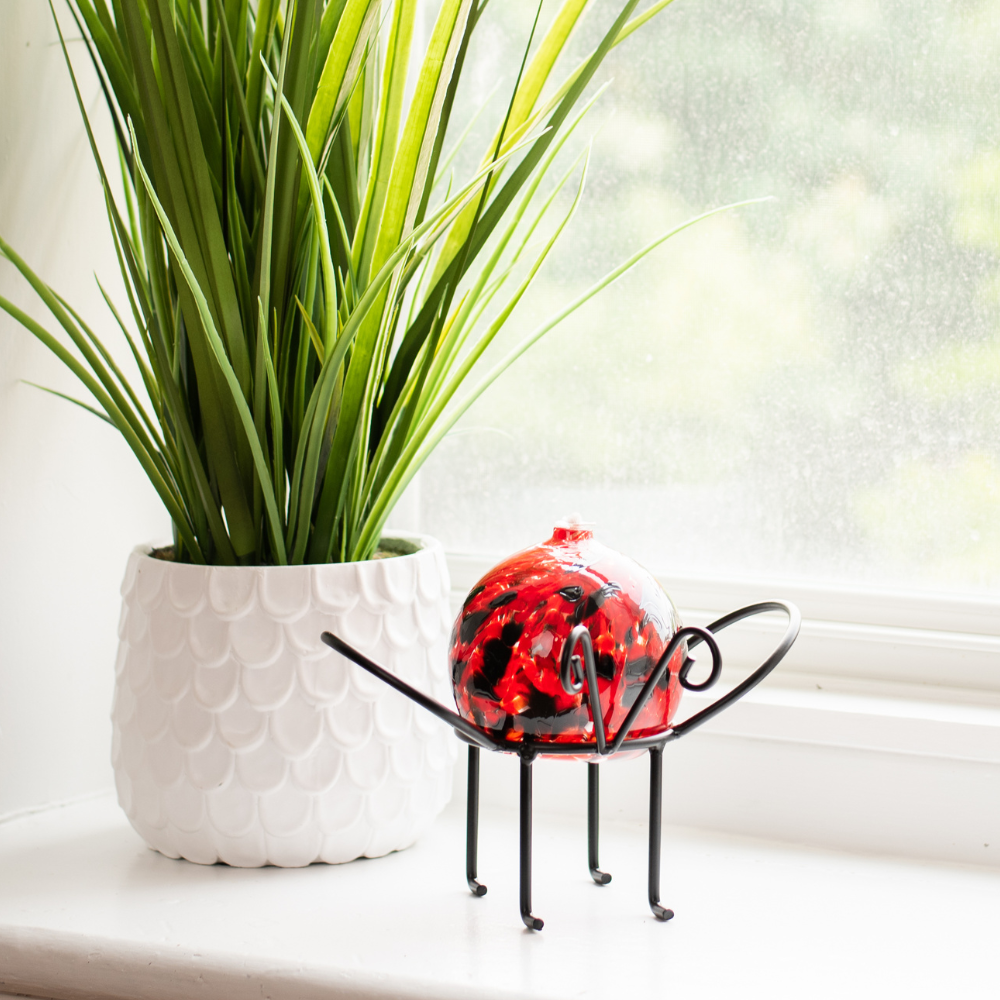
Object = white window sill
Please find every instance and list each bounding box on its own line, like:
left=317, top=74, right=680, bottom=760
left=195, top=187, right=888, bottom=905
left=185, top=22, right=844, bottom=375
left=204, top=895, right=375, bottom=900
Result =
left=1, top=794, right=998, bottom=1000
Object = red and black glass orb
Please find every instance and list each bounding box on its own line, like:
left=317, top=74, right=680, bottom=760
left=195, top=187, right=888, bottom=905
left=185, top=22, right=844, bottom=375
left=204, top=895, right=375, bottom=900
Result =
left=449, top=522, right=686, bottom=748
left=322, top=531, right=799, bottom=929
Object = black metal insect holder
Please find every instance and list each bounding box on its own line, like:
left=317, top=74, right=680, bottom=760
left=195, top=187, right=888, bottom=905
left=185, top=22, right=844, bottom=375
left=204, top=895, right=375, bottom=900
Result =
left=321, top=600, right=800, bottom=931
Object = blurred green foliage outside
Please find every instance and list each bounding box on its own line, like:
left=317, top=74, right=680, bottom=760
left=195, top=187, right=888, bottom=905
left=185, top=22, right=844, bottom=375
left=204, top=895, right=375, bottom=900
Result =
left=418, top=0, right=1000, bottom=593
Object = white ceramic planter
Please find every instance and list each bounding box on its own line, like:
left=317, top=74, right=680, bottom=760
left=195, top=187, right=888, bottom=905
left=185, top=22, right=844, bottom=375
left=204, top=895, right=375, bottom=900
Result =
left=111, top=534, right=456, bottom=867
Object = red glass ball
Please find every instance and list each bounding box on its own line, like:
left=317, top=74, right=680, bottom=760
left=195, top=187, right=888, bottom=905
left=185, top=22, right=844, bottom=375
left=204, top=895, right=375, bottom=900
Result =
left=449, top=524, right=685, bottom=748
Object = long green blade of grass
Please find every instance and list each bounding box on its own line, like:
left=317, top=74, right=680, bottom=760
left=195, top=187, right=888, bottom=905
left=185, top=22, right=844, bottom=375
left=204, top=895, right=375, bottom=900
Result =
left=130, top=122, right=290, bottom=565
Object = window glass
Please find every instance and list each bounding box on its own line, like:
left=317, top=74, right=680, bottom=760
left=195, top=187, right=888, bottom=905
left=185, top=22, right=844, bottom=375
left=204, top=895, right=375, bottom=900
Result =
left=416, top=0, right=1000, bottom=595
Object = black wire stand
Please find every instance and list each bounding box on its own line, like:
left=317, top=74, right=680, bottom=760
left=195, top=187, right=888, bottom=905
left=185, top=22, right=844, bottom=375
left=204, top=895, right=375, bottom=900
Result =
left=322, top=599, right=800, bottom=931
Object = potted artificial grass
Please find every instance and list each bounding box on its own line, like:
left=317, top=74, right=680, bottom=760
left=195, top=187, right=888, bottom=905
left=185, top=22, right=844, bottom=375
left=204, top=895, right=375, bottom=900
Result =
left=1, top=0, right=747, bottom=864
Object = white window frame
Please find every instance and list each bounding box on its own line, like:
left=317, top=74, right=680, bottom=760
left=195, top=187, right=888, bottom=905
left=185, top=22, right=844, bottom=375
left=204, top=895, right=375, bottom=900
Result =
left=443, top=546, right=1000, bottom=867
left=445, top=549, right=1000, bottom=703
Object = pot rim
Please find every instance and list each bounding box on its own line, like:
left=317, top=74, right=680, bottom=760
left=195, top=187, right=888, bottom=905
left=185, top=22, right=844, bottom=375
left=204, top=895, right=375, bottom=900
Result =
left=130, top=530, right=442, bottom=571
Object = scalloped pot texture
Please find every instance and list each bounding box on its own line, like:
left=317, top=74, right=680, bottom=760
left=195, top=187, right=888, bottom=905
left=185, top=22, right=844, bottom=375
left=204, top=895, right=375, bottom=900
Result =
left=111, top=535, right=457, bottom=867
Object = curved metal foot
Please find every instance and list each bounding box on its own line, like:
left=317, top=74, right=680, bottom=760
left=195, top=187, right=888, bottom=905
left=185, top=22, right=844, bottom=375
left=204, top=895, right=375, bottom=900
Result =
left=588, top=762, right=612, bottom=885
left=647, top=746, right=673, bottom=922
left=467, top=746, right=487, bottom=897
left=520, top=755, right=543, bottom=931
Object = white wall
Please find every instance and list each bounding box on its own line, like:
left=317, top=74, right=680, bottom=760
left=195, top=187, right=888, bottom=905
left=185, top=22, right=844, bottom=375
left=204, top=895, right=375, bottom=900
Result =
left=0, top=2, right=169, bottom=820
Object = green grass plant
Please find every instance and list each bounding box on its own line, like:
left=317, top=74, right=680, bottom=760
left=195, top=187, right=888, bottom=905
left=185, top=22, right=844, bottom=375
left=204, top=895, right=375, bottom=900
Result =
left=1, top=0, right=746, bottom=565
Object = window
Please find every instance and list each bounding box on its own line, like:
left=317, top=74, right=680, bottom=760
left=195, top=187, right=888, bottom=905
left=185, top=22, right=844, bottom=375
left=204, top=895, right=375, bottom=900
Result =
left=394, top=0, right=1000, bottom=688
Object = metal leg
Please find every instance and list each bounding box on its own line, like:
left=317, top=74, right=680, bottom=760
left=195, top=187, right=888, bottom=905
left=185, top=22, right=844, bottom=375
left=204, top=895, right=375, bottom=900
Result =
left=587, top=762, right=612, bottom=885
left=466, top=746, right=487, bottom=896
left=519, top=755, right=543, bottom=930
left=647, top=746, right=674, bottom=921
